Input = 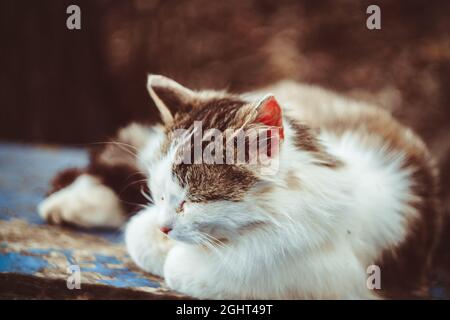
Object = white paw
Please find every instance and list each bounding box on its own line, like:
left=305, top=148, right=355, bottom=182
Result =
left=163, top=246, right=225, bottom=299
left=38, top=174, right=125, bottom=228
left=125, top=208, right=174, bottom=277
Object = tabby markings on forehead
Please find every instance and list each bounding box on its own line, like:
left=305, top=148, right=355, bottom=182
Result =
left=167, top=121, right=281, bottom=174
left=172, top=163, right=259, bottom=202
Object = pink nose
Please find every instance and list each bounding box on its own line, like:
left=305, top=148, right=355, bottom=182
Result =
left=160, top=226, right=172, bottom=234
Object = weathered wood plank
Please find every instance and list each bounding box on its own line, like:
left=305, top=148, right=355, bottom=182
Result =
left=0, top=219, right=185, bottom=299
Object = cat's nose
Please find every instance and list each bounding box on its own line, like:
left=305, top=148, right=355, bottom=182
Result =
left=159, top=226, right=172, bottom=234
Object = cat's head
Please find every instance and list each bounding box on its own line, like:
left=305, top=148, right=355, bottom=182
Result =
left=145, top=75, right=285, bottom=245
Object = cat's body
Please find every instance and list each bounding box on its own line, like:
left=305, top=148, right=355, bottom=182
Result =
left=38, top=75, right=441, bottom=299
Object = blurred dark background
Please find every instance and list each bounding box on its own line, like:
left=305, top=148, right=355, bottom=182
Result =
left=1, top=0, right=449, bottom=289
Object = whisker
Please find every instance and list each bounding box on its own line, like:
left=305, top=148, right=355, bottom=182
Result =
left=88, top=141, right=140, bottom=153
left=140, top=186, right=154, bottom=204
left=87, top=141, right=149, bottom=167
left=119, top=200, right=149, bottom=210
left=203, top=233, right=229, bottom=250
left=198, top=233, right=237, bottom=272
left=121, top=178, right=148, bottom=194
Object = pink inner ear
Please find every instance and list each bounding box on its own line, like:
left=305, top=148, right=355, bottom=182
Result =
left=256, top=96, right=284, bottom=140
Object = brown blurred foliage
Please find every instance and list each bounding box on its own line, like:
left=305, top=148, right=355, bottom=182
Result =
left=1, top=0, right=449, bottom=284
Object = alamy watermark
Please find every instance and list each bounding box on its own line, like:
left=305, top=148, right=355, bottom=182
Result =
left=66, top=5, right=81, bottom=30
left=65, top=4, right=381, bottom=33
left=169, top=121, right=282, bottom=175
left=366, top=264, right=381, bottom=290
left=67, top=264, right=81, bottom=289
left=366, top=5, right=381, bottom=30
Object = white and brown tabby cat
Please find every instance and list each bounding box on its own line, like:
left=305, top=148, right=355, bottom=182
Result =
left=38, top=75, right=442, bottom=299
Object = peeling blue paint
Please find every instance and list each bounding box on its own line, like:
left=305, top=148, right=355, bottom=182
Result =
left=26, top=248, right=76, bottom=265
left=21, top=248, right=161, bottom=289
left=78, top=254, right=161, bottom=288
left=94, top=254, right=122, bottom=265
left=81, top=261, right=127, bottom=277
left=27, top=248, right=52, bottom=255
left=99, top=277, right=160, bottom=288
left=0, top=252, right=48, bottom=274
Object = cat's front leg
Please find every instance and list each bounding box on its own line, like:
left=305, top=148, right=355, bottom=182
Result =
left=163, top=245, right=230, bottom=299
left=125, top=208, right=174, bottom=277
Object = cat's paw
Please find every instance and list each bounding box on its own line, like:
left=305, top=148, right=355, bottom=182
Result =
left=125, top=209, right=174, bottom=277
left=38, top=174, right=125, bottom=228
left=163, top=246, right=225, bottom=299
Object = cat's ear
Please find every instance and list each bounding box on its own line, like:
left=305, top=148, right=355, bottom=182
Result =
left=247, top=94, right=284, bottom=160
left=254, top=94, right=284, bottom=140
left=147, top=74, right=195, bottom=125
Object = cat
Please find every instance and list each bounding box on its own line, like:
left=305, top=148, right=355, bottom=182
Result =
left=38, top=74, right=442, bottom=299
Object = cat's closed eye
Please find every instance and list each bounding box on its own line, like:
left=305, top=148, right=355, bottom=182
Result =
left=176, top=200, right=186, bottom=214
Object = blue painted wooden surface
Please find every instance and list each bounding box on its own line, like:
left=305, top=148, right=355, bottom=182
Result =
left=0, top=143, right=183, bottom=299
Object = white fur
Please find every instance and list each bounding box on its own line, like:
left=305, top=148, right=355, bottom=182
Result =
left=124, top=80, right=420, bottom=299
left=125, top=208, right=174, bottom=277
left=38, top=174, right=125, bottom=228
